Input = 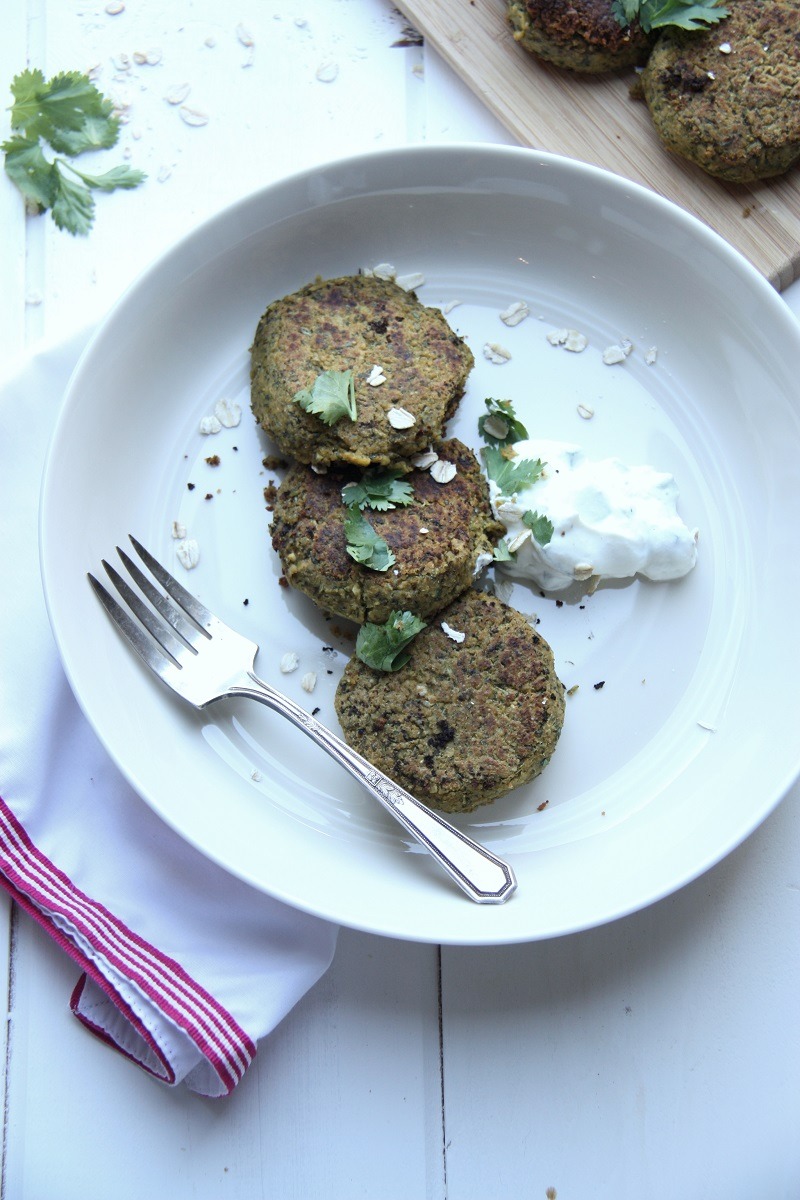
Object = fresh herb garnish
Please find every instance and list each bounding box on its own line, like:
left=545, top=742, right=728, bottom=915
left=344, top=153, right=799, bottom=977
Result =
left=523, top=509, right=554, bottom=547
left=478, top=398, right=529, bottom=448
left=293, top=369, right=357, bottom=426
left=355, top=610, right=426, bottom=672
left=343, top=506, right=395, bottom=572
left=611, top=0, right=729, bottom=32
left=341, top=469, right=414, bottom=512
left=2, top=68, right=146, bottom=235
left=493, top=539, right=516, bottom=562
left=482, top=445, right=546, bottom=496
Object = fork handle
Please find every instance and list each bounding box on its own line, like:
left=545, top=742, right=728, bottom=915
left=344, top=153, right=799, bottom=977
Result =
left=231, top=672, right=516, bottom=905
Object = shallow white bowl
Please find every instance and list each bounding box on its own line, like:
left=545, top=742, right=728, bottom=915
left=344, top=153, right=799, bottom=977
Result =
left=40, top=144, right=800, bottom=944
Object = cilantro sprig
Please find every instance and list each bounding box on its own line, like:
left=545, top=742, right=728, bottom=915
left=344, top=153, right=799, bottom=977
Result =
left=482, top=445, right=546, bottom=496
left=344, top=506, right=395, bottom=572
left=293, top=369, right=357, bottom=426
left=478, top=398, right=529, bottom=448
left=611, top=0, right=729, bottom=32
left=523, top=509, right=554, bottom=547
left=341, top=469, right=414, bottom=512
left=3, top=68, right=146, bottom=235
left=355, top=610, right=426, bottom=672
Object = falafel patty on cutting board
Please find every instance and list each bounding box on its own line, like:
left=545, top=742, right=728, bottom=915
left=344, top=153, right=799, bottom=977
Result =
left=507, top=0, right=653, bottom=73
left=250, top=274, right=474, bottom=469
left=335, top=589, right=565, bottom=814
left=641, top=0, right=800, bottom=182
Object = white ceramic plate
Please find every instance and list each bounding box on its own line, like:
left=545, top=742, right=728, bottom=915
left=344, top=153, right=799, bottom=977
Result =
left=40, top=145, right=800, bottom=945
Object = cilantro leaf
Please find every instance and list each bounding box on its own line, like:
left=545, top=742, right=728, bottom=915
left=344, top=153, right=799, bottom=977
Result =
left=478, top=398, right=529, bottom=448
left=355, top=610, right=427, bottom=672
left=3, top=68, right=145, bottom=235
left=492, top=539, right=516, bottom=562
left=1, top=135, right=58, bottom=208
left=523, top=509, right=554, bottom=547
left=611, top=0, right=729, bottom=31
left=341, top=469, right=414, bottom=512
left=343, top=506, right=395, bottom=572
left=482, top=446, right=546, bottom=496
left=294, top=369, right=357, bottom=426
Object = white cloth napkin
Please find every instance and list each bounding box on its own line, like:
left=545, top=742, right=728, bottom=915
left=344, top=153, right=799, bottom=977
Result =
left=0, top=331, right=338, bottom=1097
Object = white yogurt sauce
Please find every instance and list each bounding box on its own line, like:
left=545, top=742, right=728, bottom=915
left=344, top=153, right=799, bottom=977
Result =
left=489, top=439, right=698, bottom=592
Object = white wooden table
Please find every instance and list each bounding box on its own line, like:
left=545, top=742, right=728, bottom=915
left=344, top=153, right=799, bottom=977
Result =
left=2, top=3, right=799, bottom=1196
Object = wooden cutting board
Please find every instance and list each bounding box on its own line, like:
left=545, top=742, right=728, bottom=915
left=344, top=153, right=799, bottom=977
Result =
left=395, top=0, right=800, bottom=290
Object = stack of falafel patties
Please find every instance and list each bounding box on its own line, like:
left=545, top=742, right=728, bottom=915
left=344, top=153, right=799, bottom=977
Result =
left=250, top=274, right=565, bottom=814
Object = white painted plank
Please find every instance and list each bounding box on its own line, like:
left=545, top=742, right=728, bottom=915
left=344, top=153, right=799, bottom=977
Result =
left=4, top=922, right=444, bottom=1199
left=0, top=0, right=31, bottom=356
left=440, top=786, right=800, bottom=1199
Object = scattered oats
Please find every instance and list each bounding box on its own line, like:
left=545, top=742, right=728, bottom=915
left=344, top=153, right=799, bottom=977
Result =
left=411, top=449, right=438, bottom=470
left=367, top=364, right=387, bottom=386
left=645, top=346, right=658, bottom=365
left=573, top=563, right=595, bottom=581
left=619, top=338, right=634, bottom=356
left=180, top=106, right=210, bottom=127
left=566, top=683, right=580, bottom=697
left=366, top=262, right=396, bottom=280
left=199, top=414, right=222, bottom=435
left=430, top=459, right=457, bottom=484
left=395, top=271, right=425, bottom=291
left=483, top=342, right=512, bottom=364
left=483, top=414, right=510, bottom=440
left=441, top=622, right=466, bottom=643
left=164, top=82, right=191, bottom=105
left=105, top=1, right=125, bottom=14
left=707, top=71, right=716, bottom=80
left=387, top=406, right=415, bottom=429
left=205, top=35, right=217, bottom=48
left=719, top=41, right=731, bottom=53
left=499, top=300, right=529, bottom=326
left=301, top=671, right=317, bottom=693
left=602, top=344, right=627, bottom=365
left=564, top=330, right=588, bottom=353
left=236, top=22, right=254, bottom=46
left=87, top=62, right=103, bottom=81
left=576, top=403, right=594, bottom=420
left=157, top=165, right=173, bottom=183
left=546, top=328, right=569, bottom=346
left=251, top=769, right=262, bottom=782
left=316, top=60, right=339, bottom=83
left=441, top=299, right=462, bottom=314
left=133, top=47, right=162, bottom=65
left=493, top=576, right=514, bottom=604
left=214, top=396, right=242, bottom=427
left=310, top=463, right=328, bottom=474
left=473, top=551, right=493, bottom=576
left=280, top=652, right=299, bottom=674
left=419, top=526, right=429, bottom=534
left=171, top=520, right=187, bottom=539
left=175, top=538, right=199, bottom=569
left=507, top=529, right=532, bottom=553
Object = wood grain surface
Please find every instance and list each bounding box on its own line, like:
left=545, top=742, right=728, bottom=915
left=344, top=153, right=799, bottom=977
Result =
left=396, top=0, right=800, bottom=289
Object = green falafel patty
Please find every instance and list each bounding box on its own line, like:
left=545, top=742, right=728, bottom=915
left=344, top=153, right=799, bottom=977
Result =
left=335, top=589, right=565, bottom=814
left=250, top=274, right=474, bottom=469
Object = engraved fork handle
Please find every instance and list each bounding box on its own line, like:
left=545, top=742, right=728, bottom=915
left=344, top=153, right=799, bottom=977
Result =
left=227, top=671, right=517, bottom=905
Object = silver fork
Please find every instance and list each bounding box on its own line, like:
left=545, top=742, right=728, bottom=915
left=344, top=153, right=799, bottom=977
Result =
left=88, top=537, right=517, bottom=905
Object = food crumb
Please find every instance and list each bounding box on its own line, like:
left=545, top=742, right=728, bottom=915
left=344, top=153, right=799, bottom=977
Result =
left=280, top=652, right=299, bottom=674
left=593, top=680, right=606, bottom=690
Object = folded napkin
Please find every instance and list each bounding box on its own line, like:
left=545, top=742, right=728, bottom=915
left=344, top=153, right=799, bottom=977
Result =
left=0, top=331, right=338, bottom=1097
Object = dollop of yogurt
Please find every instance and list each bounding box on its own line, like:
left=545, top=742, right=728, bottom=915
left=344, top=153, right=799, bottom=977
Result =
left=489, top=439, right=698, bottom=592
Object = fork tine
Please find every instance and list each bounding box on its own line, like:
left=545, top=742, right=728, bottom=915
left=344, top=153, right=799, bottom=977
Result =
left=101, top=558, right=193, bottom=665
left=129, top=535, right=217, bottom=632
left=116, top=547, right=208, bottom=650
left=88, top=572, right=178, bottom=676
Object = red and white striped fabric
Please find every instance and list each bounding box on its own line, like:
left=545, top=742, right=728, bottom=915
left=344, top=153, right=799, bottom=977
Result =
left=0, top=334, right=337, bottom=1097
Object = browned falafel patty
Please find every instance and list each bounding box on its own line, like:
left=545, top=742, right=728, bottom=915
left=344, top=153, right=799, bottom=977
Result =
left=507, top=0, right=652, bottom=73
left=334, top=589, right=565, bottom=814
left=270, top=439, right=504, bottom=625
left=250, top=274, right=474, bottom=469
left=641, top=0, right=800, bottom=182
